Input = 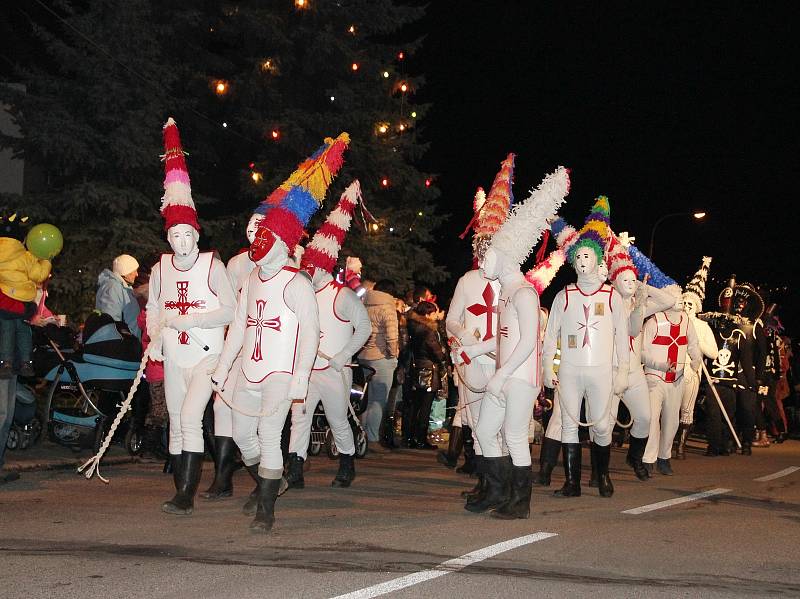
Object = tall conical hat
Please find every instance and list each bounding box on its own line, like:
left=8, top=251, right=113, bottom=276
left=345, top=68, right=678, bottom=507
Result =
left=683, top=256, right=711, bottom=309
left=605, top=231, right=637, bottom=282
left=490, top=166, right=570, bottom=267
left=473, top=153, right=514, bottom=241
left=567, top=195, right=610, bottom=264
left=301, top=180, right=361, bottom=274
left=255, top=133, right=350, bottom=252
left=160, top=117, right=200, bottom=231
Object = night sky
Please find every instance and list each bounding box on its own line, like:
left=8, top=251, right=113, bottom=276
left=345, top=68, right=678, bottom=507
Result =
left=411, top=2, right=798, bottom=330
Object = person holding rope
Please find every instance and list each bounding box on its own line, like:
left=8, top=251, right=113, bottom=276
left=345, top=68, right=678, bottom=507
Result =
left=457, top=165, right=570, bottom=519
left=443, top=155, right=513, bottom=487
left=284, top=181, right=371, bottom=489
left=211, top=133, right=349, bottom=533
left=145, top=118, right=236, bottom=516
left=541, top=196, right=630, bottom=499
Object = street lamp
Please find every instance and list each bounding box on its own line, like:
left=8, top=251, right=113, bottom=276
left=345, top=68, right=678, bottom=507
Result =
left=648, top=211, right=706, bottom=258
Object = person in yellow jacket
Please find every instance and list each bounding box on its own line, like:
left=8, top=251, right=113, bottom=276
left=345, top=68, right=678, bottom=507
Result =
left=0, top=236, right=52, bottom=377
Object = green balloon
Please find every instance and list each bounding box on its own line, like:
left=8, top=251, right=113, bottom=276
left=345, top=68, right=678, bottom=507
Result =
left=25, top=223, right=63, bottom=260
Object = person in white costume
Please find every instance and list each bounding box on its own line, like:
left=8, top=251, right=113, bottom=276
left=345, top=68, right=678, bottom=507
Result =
left=284, top=181, right=371, bottom=489
left=443, top=155, right=514, bottom=497
left=541, top=196, right=630, bottom=499
left=641, top=288, right=702, bottom=475
left=456, top=165, right=570, bottom=519
left=146, top=118, right=236, bottom=516
left=211, top=133, right=349, bottom=533
left=674, top=257, right=718, bottom=459
left=200, top=212, right=263, bottom=502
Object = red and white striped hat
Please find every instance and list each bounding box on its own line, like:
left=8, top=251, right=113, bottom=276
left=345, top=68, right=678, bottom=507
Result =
left=300, top=180, right=361, bottom=273
left=605, top=232, right=637, bottom=282
left=160, top=117, right=200, bottom=231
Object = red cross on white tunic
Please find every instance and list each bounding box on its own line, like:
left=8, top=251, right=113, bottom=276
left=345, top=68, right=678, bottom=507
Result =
left=577, top=304, right=599, bottom=347
left=652, top=321, right=688, bottom=383
left=246, top=299, right=282, bottom=362
left=467, top=283, right=498, bottom=341
left=164, top=280, right=206, bottom=345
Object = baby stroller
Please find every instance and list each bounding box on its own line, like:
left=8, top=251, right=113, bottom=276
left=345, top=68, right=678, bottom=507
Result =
left=4, top=381, right=43, bottom=451
left=309, top=364, right=374, bottom=460
left=41, top=313, right=148, bottom=454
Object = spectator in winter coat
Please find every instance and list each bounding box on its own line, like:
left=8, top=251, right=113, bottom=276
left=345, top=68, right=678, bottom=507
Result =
left=95, top=254, right=141, bottom=339
left=358, top=279, right=400, bottom=445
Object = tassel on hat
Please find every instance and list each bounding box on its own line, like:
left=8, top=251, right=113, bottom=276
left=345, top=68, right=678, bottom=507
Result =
left=160, top=117, right=200, bottom=232
left=683, top=256, right=711, bottom=310
left=256, top=133, right=350, bottom=252
left=301, top=180, right=362, bottom=274
left=567, top=195, right=610, bottom=265
left=490, top=166, right=570, bottom=268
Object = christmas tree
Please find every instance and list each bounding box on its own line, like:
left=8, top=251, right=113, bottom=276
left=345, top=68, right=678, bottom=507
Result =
left=1, top=0, right=443, bottom=318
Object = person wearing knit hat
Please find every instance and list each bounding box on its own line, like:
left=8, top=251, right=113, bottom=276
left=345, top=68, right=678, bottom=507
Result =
left=541, top=196, right=631, bottom=500
left=673, top=257, right=719, bottom=459
left=444, top=156, right=513, bottom=498
left=145, top=117, right=237, bottom=517
left=94, top=254, right=141, bottom=339
left=455, top=165, right=569, bottom=519
left=211, top=133, right=348, bottom=533
left=282, top=181, right=371, bottom=490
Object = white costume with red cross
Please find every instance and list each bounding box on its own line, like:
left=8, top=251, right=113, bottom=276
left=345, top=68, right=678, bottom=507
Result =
left=214, top=260, right=319, bottom=479
left=288, top=276, right=370, bottom=460
left=542, top=279, right=630, bottom=446
left=146, top=250, right=236, bottom=454
left=445, top=269, right=500, bottom=455
left=642, top=309, right=701, bottom=463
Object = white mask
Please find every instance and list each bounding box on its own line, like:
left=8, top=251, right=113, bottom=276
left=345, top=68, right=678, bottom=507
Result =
left=479, top=247, right=501, bottom=280
left=245, top=213, right=263, bottom=244
left=572, top=247, right=598, bottom=276
left=167, top=223, right=199, bottom=257
left=597, top=260, right=609, bottom=281
left=614, top=269, right=638, bottom=299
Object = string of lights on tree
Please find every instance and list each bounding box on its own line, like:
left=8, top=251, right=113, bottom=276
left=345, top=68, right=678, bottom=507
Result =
left=207, top=1, right=433, bottom=236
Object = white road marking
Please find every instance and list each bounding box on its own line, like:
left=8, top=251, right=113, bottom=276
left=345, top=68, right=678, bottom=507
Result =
left=622, top=488, right=732, bottom=515
left=754, top=466, right=800, bottom=482
left=329, top=532, right=558, bottom=599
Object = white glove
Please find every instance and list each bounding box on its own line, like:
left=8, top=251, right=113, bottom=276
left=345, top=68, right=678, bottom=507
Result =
left=458, top=333, right=479, bottom=347
left=166, top=313, right=198, bottom=331
left=210, top=364, right=229, bottom=393
left=147, top=336, right=165, bottom=362
left=485, top=370, right=509, bottom=399
left=542, top=365, right=558, bottom=389
left=634, top=281, right=648, bottom=309
left=613, top=367, right=629, bottom=395
left=328, top=351, right=350, bottom=372
left=288, top=373, right=310, bottom=401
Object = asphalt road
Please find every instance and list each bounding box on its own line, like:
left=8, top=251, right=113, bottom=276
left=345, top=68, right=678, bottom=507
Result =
left=2, top=439, right=799, bottom=599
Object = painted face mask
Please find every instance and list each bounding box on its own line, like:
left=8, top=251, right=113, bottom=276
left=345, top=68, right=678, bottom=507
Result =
left=249, top=227, right=276, bottom=262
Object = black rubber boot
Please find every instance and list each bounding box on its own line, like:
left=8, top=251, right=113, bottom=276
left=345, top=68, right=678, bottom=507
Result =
left=162, top=451, right=204, bottom=515
left=200, top=436, right=237, bottom=500
left=460, top=455, right=486, bottom=500
left=592, top=442, right=614, bottom=497
left=242, top=463, right=260, bottom=516
left=284, top=452, right=305, bottom=489
left=249, top=476, right=282, bottom=533
left=625, top=435, right=650, bottom=481
left=465, top=456, right=512, bottom=513
left=491, top=465, right=533, bottom=520
left=589, top=446, right=599, bottom=488
left=533, top=437, right=560, bottom=487
left=382, top=414, right=398, bottom=449
left=675, top=424, right=690, bottom=460
left=456, top=426, right=477, bottom=475
left=331, top=453, right=356, bottom=488
left=437, top=425, right=463, bottom=468
left=554, top=443, right=582, bottom=497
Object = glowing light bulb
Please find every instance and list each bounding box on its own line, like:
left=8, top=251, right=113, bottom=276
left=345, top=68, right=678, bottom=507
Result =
left=425, top=179, right=431, bottom=187
left=399, top=83, right=408, bottom=93
left=348, top=25, right=355, bottom=34
left=271, top=129, right=280, bottom=140
left=383, top=71, right=389, bottom=78
left=418, top=211, right=423, bottom=216
left=397, top=51, right=405, bottom=60
left=381, top=178, right=389, bottom=187
left=330, top=96, right=335, bottom=102
left=398, top=123, right=405, bottom=131
left=371, top=223, right=379, bottom=232
left=351, top=62, right=359, bottom=71
left=411, top=111, right=417, bottom=118
left=249, top=162, right=255, bottom=169
left=389, top=227, right=394, bottom=232
left=251, top=172, right=262, bottom=182
left=295, top=0, right=307, bottom=8
left=222, top=122, right=228, bottom=128
left=378, top=124, right=388, bottom=134
left=215, top=81, right=227, bottom=94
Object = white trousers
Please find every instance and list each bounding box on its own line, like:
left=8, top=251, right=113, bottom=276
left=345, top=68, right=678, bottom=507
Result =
left=643, top=376, right=685, bottom=463
left=680, top=369, right=700, bottom=425
left=613, top=369, right=651, bottom=439
left=475, top=378, right=537, bottom=466
left=212, top=354, right=241, bottom=438
left=558, top=364, right=614, bottom=446
left=289, top=367, right=354, bottom=459
left=164, top=353, right=218, bottom=454
left=232, top=372, right=293, bottom=479
left=456, top=360, right=495, bottom=455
